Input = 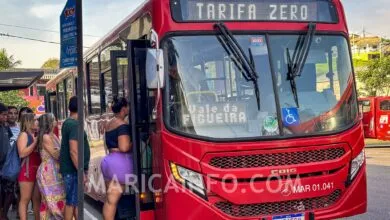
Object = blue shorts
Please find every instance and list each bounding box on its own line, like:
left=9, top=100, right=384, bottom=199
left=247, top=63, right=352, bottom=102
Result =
left=63, top=173, right=78, bottom=206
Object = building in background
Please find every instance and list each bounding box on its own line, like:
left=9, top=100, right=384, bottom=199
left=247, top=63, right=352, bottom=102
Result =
left=17, top=68, right=58, bottom=114
left=351, top=34, right=390, bottom=61
left=351, top=35, right=381, bottom=61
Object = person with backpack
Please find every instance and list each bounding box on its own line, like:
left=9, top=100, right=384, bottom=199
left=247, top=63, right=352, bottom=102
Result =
left=7, top=106, right=21, bottom=217
left=0, top=106, right=20, bottom=220
left=0, top=102, right=13, bottom=220
left=17, top=113, right=41, bottom=220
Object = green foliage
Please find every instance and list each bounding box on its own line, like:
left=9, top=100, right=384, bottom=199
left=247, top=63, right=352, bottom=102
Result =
left=353, top=58, right=368, bottom=68
left=41, top=58, right=59, bottom=69
left=0, top=90, right=29, bottom=108
left=0, top=48, right=22, bottom=70
left=0, top=48, right=27, bottom=107
left=356, top=57, right=390, bottom=96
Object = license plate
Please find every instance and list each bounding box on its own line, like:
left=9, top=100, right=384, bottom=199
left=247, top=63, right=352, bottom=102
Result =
left=272, top=213, right=305, bottom=220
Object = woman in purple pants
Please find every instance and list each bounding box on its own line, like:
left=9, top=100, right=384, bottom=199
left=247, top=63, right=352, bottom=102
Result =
left=101, top=97, right=132, bottom=220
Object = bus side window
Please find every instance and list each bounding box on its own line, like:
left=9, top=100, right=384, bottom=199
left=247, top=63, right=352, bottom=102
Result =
left=56, top=82, right=65, bottom=120
left=87, top=57, right=101, bottom=115
left=117, top=58, right=128, bottom=98
left=101, top=45, right=122, bottom=113
left=380, top=100, right=390, bottom=111
left=64, top=77, right=74, bottom=117
left=360, top=101, right=371, bottom=113
left=101, top=70, right=113, bottom=113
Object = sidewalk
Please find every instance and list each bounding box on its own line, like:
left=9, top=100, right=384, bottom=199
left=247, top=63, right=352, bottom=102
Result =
left=7, top=205, right=34, bottom=220
left=365, top=138, right=390, bottom=147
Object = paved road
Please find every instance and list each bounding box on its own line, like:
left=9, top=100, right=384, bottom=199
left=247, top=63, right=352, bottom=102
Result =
left=347, top=147, right=390, bottom=220
left=347, top=164, right=390, bottom=219
left=84, top=196, right=103, bottom=220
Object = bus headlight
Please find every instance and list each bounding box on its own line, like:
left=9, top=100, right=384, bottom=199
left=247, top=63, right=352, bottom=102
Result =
left=349, top=149, right=365, bottom=181
left=170, top=163, right=206, bottom=197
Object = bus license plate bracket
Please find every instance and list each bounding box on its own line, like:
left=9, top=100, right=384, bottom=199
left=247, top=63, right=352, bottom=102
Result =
left=272, top=213, right=305, bottom=220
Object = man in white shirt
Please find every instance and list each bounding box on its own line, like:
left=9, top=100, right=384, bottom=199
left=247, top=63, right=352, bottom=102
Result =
left=7, top=106, right=19, bottom=146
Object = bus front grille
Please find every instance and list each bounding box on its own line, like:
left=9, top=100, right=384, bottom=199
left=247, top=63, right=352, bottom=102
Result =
left=214, top=190, right=342, bottom=217
left=209, top=148, right=345, bottom=169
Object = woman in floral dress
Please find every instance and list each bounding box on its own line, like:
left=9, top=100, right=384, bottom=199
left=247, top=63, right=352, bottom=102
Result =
left=36, top=114, right=65, bottom=220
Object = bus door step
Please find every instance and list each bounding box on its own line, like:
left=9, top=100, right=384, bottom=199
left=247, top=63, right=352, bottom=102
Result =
left=115, top=194, right=136, bottom=220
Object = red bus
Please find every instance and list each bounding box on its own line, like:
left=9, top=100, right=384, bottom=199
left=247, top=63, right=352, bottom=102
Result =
left=359, top=96, right=390, bottom=140
left=46, top=0, right=367, bottom=219
left=45, top=68, right=77, bottom=137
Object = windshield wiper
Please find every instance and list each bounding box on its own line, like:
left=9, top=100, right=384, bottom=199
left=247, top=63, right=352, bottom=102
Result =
left=214, top=22, right=261, bottom=110
left=286, top=22, right=317, bottom=108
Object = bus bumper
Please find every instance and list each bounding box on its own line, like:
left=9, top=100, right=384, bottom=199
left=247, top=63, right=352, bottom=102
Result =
left=314, top=163, right=367, bottom=219
left=163, top=164, right=367, bottom=220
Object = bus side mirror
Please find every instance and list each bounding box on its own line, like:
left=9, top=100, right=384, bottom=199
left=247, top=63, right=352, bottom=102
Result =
left=146, top=49, right=164, bottom=89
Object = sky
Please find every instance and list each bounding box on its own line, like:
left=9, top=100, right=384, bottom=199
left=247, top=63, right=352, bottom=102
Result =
left=0, top=0, right=389, bottom=68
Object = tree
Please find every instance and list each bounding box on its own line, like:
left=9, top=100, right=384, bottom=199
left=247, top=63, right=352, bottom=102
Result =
left=356, top=57, right=390, bottom=96
left=0, top=90, right=29, bottom=108
left=0, top=48, right=27, bottom=107
left=0, top=48, right=21, bottom=70
left=41, top=58, right=59, bottom=69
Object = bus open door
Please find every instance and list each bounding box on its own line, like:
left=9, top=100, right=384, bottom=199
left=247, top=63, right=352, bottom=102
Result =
left=105, top=39, right=156, bottom=220
left=359, top=97, right=376, bottom=138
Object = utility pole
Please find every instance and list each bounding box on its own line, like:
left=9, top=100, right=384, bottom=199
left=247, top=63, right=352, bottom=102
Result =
left=76, top=0, right=84, bottom=219
left=380, top=35, right=382, bottom=59
left=363, top=27, right=366, bottom=38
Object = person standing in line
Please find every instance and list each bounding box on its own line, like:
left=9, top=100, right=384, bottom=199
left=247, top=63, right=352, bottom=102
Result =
left=7, top=106, right=20, bottom=142
left=101, top=97, right=132, bottom=220
left=36, top=113, right=65, bottom=219
left=14, top=107, right=34, bottom=218
left=17, top=113, right=41, bottom=220
left=0, top=106, right=20, bottom=219
left=18, top=107, right=33, bottom=121
left=59, top=96, right=90, bottom=220
left=0, top=103, right=13, bottom=220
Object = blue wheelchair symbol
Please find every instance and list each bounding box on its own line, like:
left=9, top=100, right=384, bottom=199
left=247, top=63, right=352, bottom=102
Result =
left=282, top=108, right=300, bottom=126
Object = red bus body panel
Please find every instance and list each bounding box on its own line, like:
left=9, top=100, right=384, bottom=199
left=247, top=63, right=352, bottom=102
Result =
left=154, top=123, right=366, bottom=220
left=376, top=97, right=390, bottom=140
left=148, top=0, right=366, bottom=219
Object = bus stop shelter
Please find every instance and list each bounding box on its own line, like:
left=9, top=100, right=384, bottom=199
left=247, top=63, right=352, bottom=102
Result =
left=0, top=70, right=44, bottom=91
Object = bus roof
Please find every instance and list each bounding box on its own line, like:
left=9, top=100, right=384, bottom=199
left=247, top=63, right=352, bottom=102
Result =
left=46, top=68, right=77, bottom=91
left=0, top=70, right=43, bottom=91
left=84, top=0, right=150, bottom=60
left=84, top=0, right=347, bottom=60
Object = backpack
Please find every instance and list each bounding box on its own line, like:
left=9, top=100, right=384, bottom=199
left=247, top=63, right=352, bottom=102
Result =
left=0, top=126, right=12, bottom=173
left=1, top=141, right=21, bottom=181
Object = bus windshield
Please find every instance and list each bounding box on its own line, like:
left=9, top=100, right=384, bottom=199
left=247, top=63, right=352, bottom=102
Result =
left=164, top=34, right=358, bottom=139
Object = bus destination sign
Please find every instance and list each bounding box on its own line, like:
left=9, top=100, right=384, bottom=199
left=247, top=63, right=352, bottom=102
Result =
left=171, top=0, right=337, bottom=22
